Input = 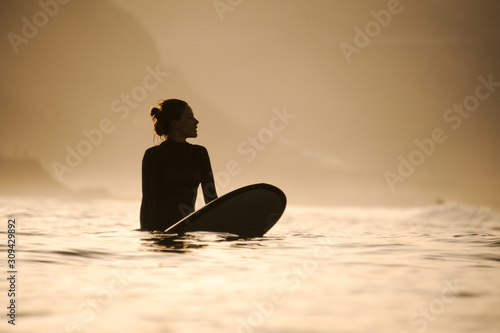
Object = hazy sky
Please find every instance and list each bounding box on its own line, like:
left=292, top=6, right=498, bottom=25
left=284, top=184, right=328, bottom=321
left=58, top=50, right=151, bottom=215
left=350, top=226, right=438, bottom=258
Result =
left=1, top=0, right=499, bottom=208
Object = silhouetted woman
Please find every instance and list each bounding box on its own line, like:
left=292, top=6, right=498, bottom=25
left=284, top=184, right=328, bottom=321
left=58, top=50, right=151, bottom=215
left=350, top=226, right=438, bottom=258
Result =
left=140, top=99, right=218, bottom=231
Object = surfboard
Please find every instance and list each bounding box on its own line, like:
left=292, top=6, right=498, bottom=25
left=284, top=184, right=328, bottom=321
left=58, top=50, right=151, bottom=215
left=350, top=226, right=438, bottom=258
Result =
left=164, top=183, right=286, bottom=238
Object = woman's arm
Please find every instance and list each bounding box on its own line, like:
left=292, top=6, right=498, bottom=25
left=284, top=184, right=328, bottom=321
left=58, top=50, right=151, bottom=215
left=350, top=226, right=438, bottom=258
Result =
left=140, top=148, right=160, bottom=230
left=199, top=146, right=218, bottom=204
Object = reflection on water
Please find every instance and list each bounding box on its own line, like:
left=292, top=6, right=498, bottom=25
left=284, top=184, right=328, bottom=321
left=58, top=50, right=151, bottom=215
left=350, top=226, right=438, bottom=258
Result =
left=141, top=232, right=285, bottom=253
left=141, top=232, right=230, bottom=253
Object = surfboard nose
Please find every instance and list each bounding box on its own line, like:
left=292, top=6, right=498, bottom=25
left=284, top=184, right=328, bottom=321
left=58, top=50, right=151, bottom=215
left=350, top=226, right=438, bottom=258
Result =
left=164, top=183, right=287, bottom=238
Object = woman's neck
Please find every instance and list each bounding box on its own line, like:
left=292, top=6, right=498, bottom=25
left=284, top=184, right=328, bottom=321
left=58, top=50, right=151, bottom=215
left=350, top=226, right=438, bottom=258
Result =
left=167, top=133, right=187, bottom=143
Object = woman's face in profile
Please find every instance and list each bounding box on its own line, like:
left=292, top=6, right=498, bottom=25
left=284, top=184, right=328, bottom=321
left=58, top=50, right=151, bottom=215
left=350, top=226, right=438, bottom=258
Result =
left=174, top=106, right=199, bottom=139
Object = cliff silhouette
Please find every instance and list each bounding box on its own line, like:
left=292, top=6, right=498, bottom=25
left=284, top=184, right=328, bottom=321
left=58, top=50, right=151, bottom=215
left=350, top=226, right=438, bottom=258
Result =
left=0, top=156, right=110, bottom=199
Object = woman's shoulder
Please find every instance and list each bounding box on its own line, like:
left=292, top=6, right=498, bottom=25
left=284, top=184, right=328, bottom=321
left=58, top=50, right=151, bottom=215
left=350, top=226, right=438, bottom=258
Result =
left=191, top=143, right=208, bottom=151
left=143, top=145, right=163, bottom=158
left=144, top=142, right=209, bottom=156
left=145, top=145, right=163, bottom=152
left=190, top=144, right=209, bottom=156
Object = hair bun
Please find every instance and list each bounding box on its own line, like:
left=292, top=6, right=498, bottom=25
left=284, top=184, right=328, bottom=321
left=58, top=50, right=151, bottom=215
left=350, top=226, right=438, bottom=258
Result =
left=150, top=106, right=161, bottom=118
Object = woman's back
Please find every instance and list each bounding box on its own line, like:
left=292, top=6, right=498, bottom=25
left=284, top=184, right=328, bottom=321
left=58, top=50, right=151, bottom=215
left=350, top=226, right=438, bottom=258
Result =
left=139, top=99, right=217, bottom=231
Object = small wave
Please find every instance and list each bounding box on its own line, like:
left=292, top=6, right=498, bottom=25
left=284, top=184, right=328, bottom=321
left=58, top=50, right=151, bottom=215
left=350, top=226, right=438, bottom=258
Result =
left=410, top=203, right=500, bottom=222
left=487, top=239, right=500, bottom=247
left=51, top=249, right=111, bottom=258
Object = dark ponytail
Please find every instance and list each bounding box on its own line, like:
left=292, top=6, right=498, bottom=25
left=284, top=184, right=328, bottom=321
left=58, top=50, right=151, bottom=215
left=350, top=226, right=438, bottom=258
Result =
left=150, top=99, right=188, bottom=141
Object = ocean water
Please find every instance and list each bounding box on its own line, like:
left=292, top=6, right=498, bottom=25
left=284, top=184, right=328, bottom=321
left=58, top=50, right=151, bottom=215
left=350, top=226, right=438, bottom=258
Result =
left=1, top=197, right=499, bottom=333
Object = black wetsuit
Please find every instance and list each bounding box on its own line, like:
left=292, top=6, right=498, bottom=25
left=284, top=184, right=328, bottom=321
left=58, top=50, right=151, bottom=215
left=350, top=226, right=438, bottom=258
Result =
left=140, top=139, right=218, bottom=231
